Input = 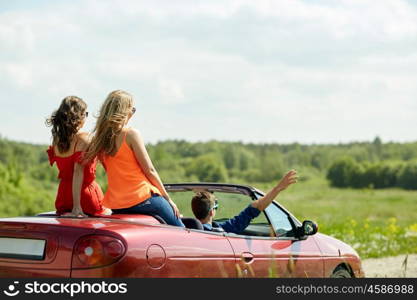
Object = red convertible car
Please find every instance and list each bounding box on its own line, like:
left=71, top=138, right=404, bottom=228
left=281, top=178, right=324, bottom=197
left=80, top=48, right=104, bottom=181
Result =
left=0, top=183, right=364, bottom=278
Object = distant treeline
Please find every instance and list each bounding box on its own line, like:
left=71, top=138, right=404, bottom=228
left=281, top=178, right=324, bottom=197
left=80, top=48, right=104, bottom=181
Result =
left=0, top=138, right=56, bottom=216
left=327, top=158, right=417, bottom=190
left=1, top=135, right=417, bottom=215
left=146, top=137, right=417, bottom=188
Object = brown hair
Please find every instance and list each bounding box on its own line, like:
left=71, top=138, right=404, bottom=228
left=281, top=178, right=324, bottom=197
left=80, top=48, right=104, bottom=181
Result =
left=191, top=191, right=216, bottom=220
left=84, top=90, right=133, bottom=162
left=46, top=96, right=87, bottom=153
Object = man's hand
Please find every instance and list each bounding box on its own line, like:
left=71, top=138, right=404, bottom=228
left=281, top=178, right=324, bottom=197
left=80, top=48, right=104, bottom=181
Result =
left=252, top=169, right=298, bottom=211
left=276, top=170, right=298, bottom=192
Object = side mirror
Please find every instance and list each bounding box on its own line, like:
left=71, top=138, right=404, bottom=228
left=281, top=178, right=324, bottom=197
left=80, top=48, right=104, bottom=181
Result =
left=301, top=220, right=318, bottom=236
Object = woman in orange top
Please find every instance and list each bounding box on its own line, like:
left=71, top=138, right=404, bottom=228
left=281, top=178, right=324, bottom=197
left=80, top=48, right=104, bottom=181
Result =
left=46, top=96, right=111, bottom=217
left=85, top=90, right=184, bottom=227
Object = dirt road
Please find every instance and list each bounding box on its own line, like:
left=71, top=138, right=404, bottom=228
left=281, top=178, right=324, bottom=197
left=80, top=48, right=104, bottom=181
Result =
left=362, top=254, right=417, bottom=278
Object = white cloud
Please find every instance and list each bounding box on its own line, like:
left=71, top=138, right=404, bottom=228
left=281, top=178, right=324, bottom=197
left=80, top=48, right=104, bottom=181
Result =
left=0, top=0, right=416, bottom=144
left=3, top=63, right=34, bottom=88
left=158, top=79, right=186, bottom=104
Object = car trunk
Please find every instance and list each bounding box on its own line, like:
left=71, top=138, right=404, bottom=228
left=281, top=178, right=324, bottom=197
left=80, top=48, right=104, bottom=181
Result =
left=0, top=215, right=162, bottom=277
left=0, top=217, right=99, bottom=277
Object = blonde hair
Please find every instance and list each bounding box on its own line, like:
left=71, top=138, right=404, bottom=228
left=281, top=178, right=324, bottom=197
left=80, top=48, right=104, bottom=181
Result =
left=85, top=90, right=133, bottom=161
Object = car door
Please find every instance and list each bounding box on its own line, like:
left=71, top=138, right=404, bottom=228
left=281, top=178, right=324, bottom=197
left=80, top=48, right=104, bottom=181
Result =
left=225, top=203, right=324, bottom=278
left=136, top=225, right=237, bottom=278
left=172, top=229, right=237, bottom=278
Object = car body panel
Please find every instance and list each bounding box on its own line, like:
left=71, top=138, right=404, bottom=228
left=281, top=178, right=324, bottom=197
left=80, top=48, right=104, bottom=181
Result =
left=0, top=215, right=160, bottom=277
left=0, top=220, right=86, bottom=277
left=72, top=226, right=237, bottom=278
left=0, top=183, right=363, bottom=278
left=313, top=233, right=364, bottom=277
left=225, top=234, right=323, bottom=278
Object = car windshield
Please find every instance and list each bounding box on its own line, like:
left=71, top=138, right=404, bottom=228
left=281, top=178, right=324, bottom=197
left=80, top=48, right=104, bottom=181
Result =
left=170, top=190, right=269, bottom=225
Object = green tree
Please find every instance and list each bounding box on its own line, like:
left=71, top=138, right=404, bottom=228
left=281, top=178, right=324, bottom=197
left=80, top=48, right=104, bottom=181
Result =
left=397, top=162, right=417, bottom=190
left=327, top=157, right=362, bottom=188
left=187, top=154, right=228, bottom=182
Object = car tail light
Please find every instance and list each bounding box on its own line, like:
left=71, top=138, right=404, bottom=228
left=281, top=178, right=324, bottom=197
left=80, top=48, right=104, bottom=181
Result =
left=72, top=235, right=126, bottom=269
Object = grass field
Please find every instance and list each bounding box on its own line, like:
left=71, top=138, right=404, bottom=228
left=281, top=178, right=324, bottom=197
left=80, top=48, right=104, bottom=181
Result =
left=171, top=176, right=417, bottom=259
left=254, top=177, right=417, bottom=259
left=3, top=172, right=415, bottom=260
left=170, top=177, right=417, bottom=259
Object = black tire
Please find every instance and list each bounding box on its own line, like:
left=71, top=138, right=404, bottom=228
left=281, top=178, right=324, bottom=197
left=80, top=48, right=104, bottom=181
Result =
left=331, top=266, right=352, bottom=278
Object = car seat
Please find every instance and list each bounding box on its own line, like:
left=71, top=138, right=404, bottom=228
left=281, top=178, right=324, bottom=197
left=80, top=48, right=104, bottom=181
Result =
left=181, top=217, right=204, bottom=230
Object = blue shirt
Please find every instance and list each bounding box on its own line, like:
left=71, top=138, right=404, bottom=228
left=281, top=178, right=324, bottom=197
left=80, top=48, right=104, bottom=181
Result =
left=202, top=204, right=261, bottom=234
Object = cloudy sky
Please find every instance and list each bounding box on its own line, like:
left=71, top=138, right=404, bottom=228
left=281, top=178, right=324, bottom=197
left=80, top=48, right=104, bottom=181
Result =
left=0, top=0, right=416, bottom=145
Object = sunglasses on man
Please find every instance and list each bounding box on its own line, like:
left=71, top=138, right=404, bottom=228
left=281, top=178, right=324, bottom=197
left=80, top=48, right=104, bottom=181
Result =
left=211, top=200, right=219, bottom=211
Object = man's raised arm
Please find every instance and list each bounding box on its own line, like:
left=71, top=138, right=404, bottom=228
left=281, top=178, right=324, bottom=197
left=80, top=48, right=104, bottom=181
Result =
left=251, top=170, right=298, bottom=211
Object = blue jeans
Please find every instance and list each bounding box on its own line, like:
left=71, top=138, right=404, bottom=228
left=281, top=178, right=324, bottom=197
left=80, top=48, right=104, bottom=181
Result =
left=113, top=195, right=185, bottom=227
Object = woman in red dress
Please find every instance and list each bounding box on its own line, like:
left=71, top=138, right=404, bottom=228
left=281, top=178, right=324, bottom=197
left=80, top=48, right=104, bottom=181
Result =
left=46, top=96, right=111, bottom=217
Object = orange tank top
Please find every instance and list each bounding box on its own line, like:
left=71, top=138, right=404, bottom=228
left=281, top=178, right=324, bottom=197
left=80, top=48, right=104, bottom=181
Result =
left=102, top=130, right=161, bottom=209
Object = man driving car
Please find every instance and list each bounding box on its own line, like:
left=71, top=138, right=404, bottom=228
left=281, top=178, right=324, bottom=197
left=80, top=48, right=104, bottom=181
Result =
left=191, top=170, right=297, bottom=234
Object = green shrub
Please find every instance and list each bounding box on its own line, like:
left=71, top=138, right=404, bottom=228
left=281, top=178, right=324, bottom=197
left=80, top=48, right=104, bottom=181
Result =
left=327, top=159, right=412, bottom=190
left=186, top=154, right=229, bottom=182
left=397, top=162, right=417, bottom=190
left=327, top=157, right=361, bottom=188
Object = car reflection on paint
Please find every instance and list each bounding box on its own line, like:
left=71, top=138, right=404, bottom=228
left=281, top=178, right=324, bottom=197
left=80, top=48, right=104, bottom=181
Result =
left=0, top=183, right=364, bottom=278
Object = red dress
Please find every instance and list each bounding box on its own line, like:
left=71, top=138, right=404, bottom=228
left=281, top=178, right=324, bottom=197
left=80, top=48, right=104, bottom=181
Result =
left=47, top=146, right=105, bottom=215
